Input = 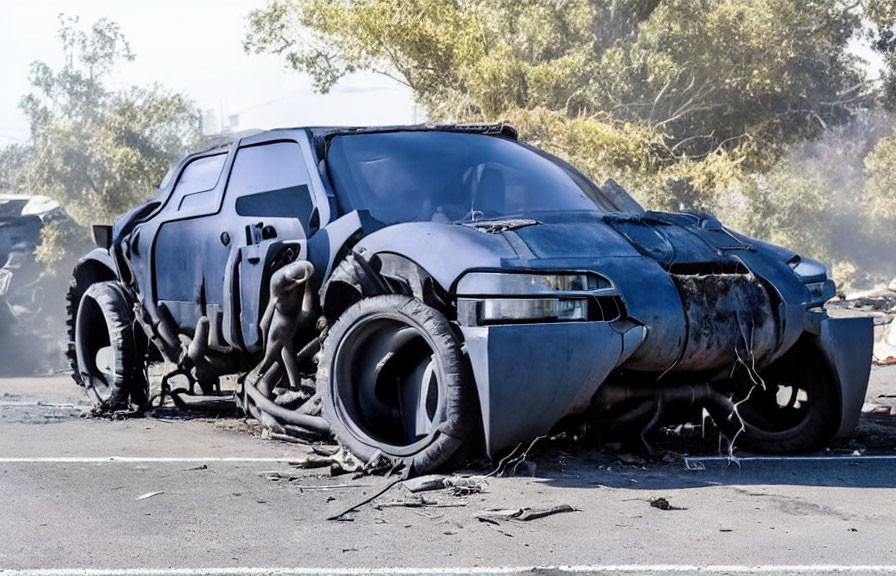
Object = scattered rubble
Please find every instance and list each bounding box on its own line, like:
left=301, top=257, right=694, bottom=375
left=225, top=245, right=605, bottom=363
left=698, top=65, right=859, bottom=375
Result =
left=649, top=497, right=686, bottom=511
left=402, top=474, right=486, bottom=496
left=136, top=491, right=164, bottom=500
left=475, top=504, right=577, bottom=523
left=827, top=282, right=896, bottom=365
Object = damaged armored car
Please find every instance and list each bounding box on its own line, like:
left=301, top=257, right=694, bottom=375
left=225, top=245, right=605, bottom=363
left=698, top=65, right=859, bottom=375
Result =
left=68, top=124, right=872, bottom=474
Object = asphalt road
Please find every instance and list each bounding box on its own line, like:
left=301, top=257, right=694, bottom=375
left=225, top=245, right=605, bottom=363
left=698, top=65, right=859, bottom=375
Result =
left=0, top=369, right=894, bottom=576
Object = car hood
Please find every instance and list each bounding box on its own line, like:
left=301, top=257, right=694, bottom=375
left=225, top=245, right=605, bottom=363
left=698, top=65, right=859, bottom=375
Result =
left=355, top=209, right=798, bottom=292
left=479, top=211, right=765, bottom=268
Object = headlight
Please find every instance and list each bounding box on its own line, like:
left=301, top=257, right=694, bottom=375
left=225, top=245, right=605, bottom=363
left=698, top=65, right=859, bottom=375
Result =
left=455, top=271, right=623, bottom=326
left=456, top=272, right=612, bottom=296
left=482, top=298, right=587, bottom=323
left=457, top=297, right=589, bottom=325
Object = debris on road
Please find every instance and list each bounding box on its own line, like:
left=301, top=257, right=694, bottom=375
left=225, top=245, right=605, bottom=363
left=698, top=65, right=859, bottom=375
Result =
left=475, top=504, right=577, bottom=522
left=327, top=478, right=404, bottom=521
left=649, top=497, right=686, bottom=511
left=403, top=474, right=448, bottom=493
left=402, top=474, right=486, bottom=496
left=375, top=496, right=467, bottom=510
left=136, top=491, right=164, bottom=500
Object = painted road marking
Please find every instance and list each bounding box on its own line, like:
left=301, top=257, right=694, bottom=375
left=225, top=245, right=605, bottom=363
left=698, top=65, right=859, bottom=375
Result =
left=684, top=454, right=896, bottom=470
left=3, top=566, right=896, bottom=575
left=0, top=457, right=298, bottom=463
left=0, top=402, right=84, bottom=408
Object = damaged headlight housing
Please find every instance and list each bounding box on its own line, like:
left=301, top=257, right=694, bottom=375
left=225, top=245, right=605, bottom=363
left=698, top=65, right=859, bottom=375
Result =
left=455, top=272, right=621, bottom=326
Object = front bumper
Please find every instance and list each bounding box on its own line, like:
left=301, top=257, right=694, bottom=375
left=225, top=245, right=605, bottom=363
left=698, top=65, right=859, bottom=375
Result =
left=814, top=316, right=873, bottom=438
left=461, top=313, right=872, bottom=457
left=461, top=320, right=645, bottom=457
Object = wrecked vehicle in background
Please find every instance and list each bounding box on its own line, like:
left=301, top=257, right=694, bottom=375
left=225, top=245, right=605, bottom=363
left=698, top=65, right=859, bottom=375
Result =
left=67, top=124, right=873, bottom=474
left=0, top=194, right=75, bottom=374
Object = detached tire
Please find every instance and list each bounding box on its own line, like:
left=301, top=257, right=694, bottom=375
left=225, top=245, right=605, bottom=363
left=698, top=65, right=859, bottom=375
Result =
left=317, top=295, right=475, bottom=475
left=709, top=337, right=840, bottom=452
left=73, top=281, right=147, bottom=410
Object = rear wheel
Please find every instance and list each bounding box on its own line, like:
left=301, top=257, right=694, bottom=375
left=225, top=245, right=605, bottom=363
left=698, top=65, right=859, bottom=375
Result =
left=74, top=281, right=148, bottom=410
left=317, top=295, right=476, bottom=475
left=66, top=264, right=115, bottom=388
left=709, top=338, right=839, bottom=452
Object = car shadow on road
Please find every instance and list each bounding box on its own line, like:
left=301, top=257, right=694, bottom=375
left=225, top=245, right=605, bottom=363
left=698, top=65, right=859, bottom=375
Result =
left=524, top=413, right=896, bottom=490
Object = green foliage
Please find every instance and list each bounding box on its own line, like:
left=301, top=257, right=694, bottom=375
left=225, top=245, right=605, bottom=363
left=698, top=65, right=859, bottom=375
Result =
left=17, top=16, right=202, bottom=264
left=246, top=0, right=867, bottom=155
left=864, top=134, right=896, bottom=222
left=0, top=144, right=29, bottom=191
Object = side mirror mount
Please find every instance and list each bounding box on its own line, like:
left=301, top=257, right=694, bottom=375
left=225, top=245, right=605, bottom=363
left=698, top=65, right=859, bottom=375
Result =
left=92, top=224, right=113, bottom=249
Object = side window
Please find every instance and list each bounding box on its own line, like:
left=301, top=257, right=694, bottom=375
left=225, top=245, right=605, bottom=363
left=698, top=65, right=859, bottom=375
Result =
left=172, top=154, right=226, bottom=212
left=228, top=141, right=316, bottom=231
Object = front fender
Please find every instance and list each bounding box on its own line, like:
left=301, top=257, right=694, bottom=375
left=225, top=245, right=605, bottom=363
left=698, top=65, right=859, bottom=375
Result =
left=354, top=222, right=517, bottom=291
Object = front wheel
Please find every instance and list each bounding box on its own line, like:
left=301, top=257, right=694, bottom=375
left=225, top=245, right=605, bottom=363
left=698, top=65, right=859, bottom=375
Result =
left=73, top=281, right=148, bottom=410
left=709, top=338, right=840, bottom=453
left=317, top=295, right=476, bottom=475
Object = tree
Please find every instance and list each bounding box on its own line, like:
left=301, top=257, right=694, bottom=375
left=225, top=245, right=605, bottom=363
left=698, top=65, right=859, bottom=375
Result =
left=0, top=144, right=29, bottom=192
left=245, top=0, right=868, bottom=157
left=17, top=15, right=203, bottom=264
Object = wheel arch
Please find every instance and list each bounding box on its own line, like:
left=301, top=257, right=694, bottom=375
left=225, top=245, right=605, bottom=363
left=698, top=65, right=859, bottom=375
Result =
left=73, top=248, right=118, bottom=286
left=320, top=251, right=452, bottom=323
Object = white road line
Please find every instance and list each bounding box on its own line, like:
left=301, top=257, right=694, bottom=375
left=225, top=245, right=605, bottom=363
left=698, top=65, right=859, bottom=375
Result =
left=686, top=455, right=896, bottom=462
left=0, top=402, right=84, bottom=408
left=3, top=566, right=896, bottom=575
left=0, top=457, right=297, bottom=463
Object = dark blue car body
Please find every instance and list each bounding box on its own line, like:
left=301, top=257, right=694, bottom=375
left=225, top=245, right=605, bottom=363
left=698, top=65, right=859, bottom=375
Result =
left=71, top=124, right=872, bottom=468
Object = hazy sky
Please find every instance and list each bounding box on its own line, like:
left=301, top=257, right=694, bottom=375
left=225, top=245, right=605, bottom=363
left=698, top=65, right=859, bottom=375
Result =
left=0, top=0, right=418, bottom=144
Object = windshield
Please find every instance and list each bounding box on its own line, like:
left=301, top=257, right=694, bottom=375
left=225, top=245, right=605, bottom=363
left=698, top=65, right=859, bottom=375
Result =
left=326, top=131, right=606, bottom=225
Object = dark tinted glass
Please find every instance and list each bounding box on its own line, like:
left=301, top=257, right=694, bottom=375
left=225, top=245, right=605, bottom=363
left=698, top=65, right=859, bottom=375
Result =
left=326, top=131, right=602, bottom=225
left=228, top=141, right=315, bottom=230
left=236, top=186, right=314, bottom=225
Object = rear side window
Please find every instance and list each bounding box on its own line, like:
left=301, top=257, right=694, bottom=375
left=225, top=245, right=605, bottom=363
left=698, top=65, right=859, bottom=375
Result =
left=173, top=154, right=226, bottom=212
left=227, top=141, right=315, bottom=230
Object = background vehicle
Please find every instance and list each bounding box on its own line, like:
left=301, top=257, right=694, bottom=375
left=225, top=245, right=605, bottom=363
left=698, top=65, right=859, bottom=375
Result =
left=0, top=194, right=79, bottom=375
left=67, top=124, right=872, bottom=474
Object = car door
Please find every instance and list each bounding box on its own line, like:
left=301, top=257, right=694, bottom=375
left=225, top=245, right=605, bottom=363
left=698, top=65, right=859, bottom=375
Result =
left=148, top=151, right=232, bottom=343
left=218, top=139, right=319, bottom=352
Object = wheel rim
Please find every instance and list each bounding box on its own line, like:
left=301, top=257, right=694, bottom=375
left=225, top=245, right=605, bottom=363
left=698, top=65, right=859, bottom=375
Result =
left=75, top=295, right=116, bottom=404
left=735, top=353, right=818, bottom=440
left=332, top=313, right=445, bottom=456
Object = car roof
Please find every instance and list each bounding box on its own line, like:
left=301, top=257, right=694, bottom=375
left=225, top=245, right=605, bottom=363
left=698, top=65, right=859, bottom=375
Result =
left=301, top=123, right=518, bottom=141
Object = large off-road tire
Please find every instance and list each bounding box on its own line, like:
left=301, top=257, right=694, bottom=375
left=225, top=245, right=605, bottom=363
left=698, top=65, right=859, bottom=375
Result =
left=317, top=295, right=476, bottom=475
left=66, top=265, right=115, bottom=388
left=73, top=281, right=148, bottom=410
left=709, top=337, right=840, bottom=453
